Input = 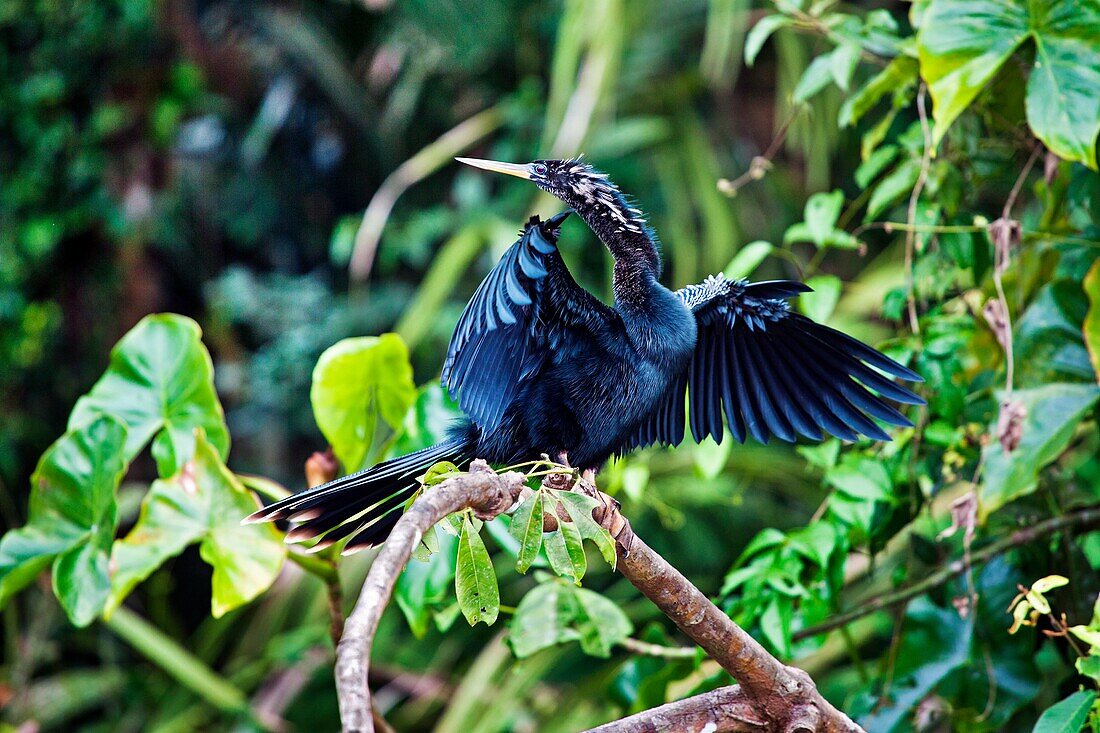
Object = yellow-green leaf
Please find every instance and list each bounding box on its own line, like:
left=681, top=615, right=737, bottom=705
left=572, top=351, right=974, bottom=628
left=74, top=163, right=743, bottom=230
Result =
left=0, top=416, right=128, bottom=627
left=455, top=514, right=499, bottom=625
left=68, top=314, right=228, bottom=477
left=106, top=431, right=286, bottom=618
left=1084, top=259, right=1100, bottom=383
left=311, top=334, right=417, bottom=472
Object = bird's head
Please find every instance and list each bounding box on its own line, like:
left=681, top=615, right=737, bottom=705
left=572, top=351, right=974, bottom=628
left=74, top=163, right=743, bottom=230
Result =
left=456, top=156, right=647, bottom=236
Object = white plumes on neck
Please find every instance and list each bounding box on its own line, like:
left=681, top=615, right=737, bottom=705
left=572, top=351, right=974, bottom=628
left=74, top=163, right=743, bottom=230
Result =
left=567, top=164, right=646, bottom=234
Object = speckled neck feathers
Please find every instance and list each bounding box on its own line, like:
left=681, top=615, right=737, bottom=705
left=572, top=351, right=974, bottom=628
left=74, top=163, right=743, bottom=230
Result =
left=554, top=161, right=661, bottom=307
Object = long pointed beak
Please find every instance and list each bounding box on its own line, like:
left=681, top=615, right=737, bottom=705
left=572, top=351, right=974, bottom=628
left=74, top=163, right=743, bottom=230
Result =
left=455, top=157, right=533, bottom=180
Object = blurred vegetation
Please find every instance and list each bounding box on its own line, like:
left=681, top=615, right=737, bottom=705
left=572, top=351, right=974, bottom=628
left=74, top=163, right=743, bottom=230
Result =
left=2, top=0, right=1100, bottom=731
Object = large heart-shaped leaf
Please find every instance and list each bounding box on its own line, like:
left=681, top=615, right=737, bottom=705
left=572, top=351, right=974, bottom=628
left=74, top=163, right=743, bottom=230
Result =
left=981, top=383, right=1100, bottom=520
left=311, top=334, right=417, bottom=472
left=68, top=314, right=229, bottom=477
left=0, top=416, right=128, bottom=626
left=106, top=431, right=285, bottom=618
left=918, top=0, right=1100, bottom=169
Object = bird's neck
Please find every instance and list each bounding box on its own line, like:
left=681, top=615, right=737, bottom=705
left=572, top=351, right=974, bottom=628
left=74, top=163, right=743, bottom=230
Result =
left=566, top=194, right=662, bottom=310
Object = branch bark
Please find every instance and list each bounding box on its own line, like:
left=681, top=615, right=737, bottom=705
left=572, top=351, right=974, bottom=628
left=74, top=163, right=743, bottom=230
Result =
left=335, top=461, right=526, bottom=732
left=585, top=684, right=763, bottom=732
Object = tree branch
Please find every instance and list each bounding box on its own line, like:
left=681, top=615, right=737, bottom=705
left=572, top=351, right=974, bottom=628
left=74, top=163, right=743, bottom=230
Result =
left=793, top=503, right=1100, bottom=642
left=334, top=461, right=527, bottom=732
left=585, top=685, right=763, bottom=733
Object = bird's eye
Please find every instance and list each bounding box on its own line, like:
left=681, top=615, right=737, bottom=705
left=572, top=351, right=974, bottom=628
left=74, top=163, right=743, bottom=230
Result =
left=533, top=163, right=548, bottom=176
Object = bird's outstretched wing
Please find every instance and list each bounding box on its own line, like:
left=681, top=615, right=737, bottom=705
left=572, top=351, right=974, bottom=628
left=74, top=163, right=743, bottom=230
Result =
left=624, top=274, right=924, bottom=451
left=442, top=212, right=620, bottom=431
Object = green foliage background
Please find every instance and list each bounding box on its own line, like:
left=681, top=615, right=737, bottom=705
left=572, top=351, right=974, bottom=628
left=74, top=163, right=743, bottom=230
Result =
left=2, top=0, right=1100, bottom=731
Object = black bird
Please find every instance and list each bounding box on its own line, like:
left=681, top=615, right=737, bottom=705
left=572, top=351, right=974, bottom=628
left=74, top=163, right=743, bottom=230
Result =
left=246, top=157, right=923, bottom=550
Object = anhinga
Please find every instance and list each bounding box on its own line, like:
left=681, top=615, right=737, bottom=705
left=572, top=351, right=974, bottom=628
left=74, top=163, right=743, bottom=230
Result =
left=247, top=157, right=924, bottom=550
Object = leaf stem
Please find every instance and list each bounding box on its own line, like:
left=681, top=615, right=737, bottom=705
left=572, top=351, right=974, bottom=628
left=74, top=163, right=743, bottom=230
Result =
left=104, top=606, right=253, bottom=718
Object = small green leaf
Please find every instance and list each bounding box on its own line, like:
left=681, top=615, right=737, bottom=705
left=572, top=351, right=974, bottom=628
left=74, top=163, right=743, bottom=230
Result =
left=1032, top=690, right=1096, bottom=733
left=839, top=56, right=918, bottom=128
left=509, top=581, right=632, bottom=659
left=829, top=42, right=861, bottom=91
left=1076, top=655, right=1100, bottom=683
left=760, top=596, right=793, bottom=658
left=793, top=54, right=834, bottom=103
left=421, top=461, right=460, bottom=487
left=855, top=145, right=899, bottom=189
left=544, top=509, right=586, bottom=584
left=745, top=15, right=791, bottom=67
left=311, top=334, right=417, bottom=472
left=455, top=515, right=499, bottom=625
left=556, top=492, right=617, bottom=568
left=981, top=383, right=1100, bottom=519
left=692, top=436, right=730, bottom=479
left=397, top=530, right=458, bottom=637
left=107, top=431, right=286, bottom=618
left=509, top=491, right=544, bottom=574
left=805, top=191, right=844, bottom=246
left=573, top=586, right=633, bottom=657
left=1084, top=259, right=1100, bottom=383
left=68, top=314, right=228, bottom=477
left=865, top=158, right=921, bottom=220
left=799, top=275, right=841, bottom=323
left=723, top=240, right=774, bottom=279
left=0, top=416, right=128, bottom=626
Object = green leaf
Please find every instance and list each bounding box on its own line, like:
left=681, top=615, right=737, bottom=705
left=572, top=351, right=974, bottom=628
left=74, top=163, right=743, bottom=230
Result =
left=799, top=275, right=842, bottom=323
left=509, top=583, right=579, bottom=658
left=455, top=514, right=499, bottom=625
left=555, top=492, right=617, bottom=568
left=1016, top=281, right=1095, bottom=386
left=573, top=586, right=633, bottom=657
left=544, top=508, right=587, bottom=584
left=692, top=436, right=730, bottom=479
left=760, top=596, right=793, bottom=658
left=855, top=145, right=899, bottom=189
left=509, top=490, right=544, bottom=574
left=745, top=15, right=791, bottom=67
left=866, top=158, right=920, bottom=220
left=830, top=42, right=861, bottom=91
left=1033, top=690, right=1096, bottom=733
left=107, top=431, right=286, bottom=618
left=839, top=56, right=919, bottom=128
left=723, top=240, right=774, bottom=279
left=804, top=190, right=844, bottom=246
left=396, top=530, right=458, bottom=637
left=1084, top=259, right=1100, bottom=383
left=1076, top=655, right=1100, bottom=683
left=509, top=581, right=632, bottom=659
left=918, top=0, right=1100, bottom=169
left=793, top=54, right=834, bottom=103
left=981, top=383, right=1100, bottom=519
left=68, top=314, right=228, bottom=477
left=311, top=334, right=417, bottom=472
left=0, top=416, right=128, bottom=626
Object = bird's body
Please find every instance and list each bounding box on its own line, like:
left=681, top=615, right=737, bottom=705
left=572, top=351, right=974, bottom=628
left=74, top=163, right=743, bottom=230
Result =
left=247, top=157, right=924, bottom=550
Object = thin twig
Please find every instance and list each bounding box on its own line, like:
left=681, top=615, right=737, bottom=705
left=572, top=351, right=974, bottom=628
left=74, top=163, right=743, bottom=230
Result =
left=793, top=504, right=1100, bottom=641
left=619, top=637, right=699, bottom=659
left=717, top=110, right=800, bottom=197
left=903, top=84, right=933, bottom=337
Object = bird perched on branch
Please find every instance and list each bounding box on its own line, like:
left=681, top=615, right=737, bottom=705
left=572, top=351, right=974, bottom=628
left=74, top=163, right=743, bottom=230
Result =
left=247, top=157, right=924, bottom=550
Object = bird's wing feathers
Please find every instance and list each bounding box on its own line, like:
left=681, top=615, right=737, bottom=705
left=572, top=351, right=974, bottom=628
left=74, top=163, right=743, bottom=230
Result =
left=442, top=212, right=618, bottom=431
left=623, top=275, right=924, bottom=451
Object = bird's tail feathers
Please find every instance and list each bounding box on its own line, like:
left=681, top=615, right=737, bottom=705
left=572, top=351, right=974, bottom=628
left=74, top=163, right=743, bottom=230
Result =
left=244, top=429, right=476, bottom=553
